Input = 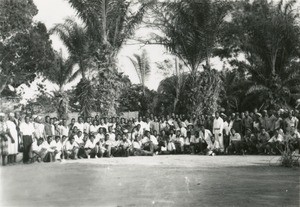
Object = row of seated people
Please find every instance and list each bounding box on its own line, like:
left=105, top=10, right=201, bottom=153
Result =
left=31, top=124, right=300, bottom=162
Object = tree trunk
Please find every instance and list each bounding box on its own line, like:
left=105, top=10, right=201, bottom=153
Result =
left=102, top=0, right=108, bottom=45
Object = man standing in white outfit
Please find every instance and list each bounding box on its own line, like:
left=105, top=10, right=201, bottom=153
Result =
left=213, top=112, right=224, bottom=152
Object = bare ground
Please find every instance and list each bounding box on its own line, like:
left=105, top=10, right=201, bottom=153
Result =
left=0, top=155, right=299, bottom=207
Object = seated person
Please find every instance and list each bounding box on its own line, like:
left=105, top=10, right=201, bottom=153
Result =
left=183, top=131, right=191, bottom=154
left=228, top=128, right=243, bottom=155
left=64, top=136, right=79, bottom=159
left=31, top=138, right=52, bottom=162
left=141, top=131, right=155, bottom=154
left=84, top=135, right=99, bottom=159
left=42, top=136, right=57, bottom=162
left=167, top=129, right=176, bottom=153
left=190, top=131, right=201, bottom=154
left=53, top=136, right=63, bottom=161
left=132, top=134, right=153, bottom=156
left=103, top=133, right=114, bottom=157
left=268, top=128, right=284, bottom=154
left=174, top=129, right=184, bottom=154
left=243, top=129, right=257, bottom=154
left=114, top=132, right=131, bottom=157
left=256, top=128, right=270, bottom=154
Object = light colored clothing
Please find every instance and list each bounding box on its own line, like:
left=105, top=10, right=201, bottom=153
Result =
left=85, top=139, right=97, bottom=149
left=6, top=120, right=18, bottom=154
left=230, top=133, right=242, bottom=142
left=90, top=125, right=99, bottom=134
left=150, top=135, right=158, bottom=145
left=213, top=117, right=224, bottom=151
left=65, top=141, right=79, bottom=151
left=74, top=122, right=84, bottom=132
left=180, top=127, right=187, bottom=138
left=34, top=122, right=44, bottom=139
left=59, top=125, right=69, bottom=137
left=200, top=129, right=213, bottom=149
left=20, top=122, right=35, bottom=136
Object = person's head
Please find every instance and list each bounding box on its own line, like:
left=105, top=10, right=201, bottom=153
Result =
left=111, top=117, right=116, bottom=123
left=103, top=117, right=107, bottom=123
left=245, top=111, right=249, bottom=117
left=69, top=136, right=75, bottom=144
left=45, top=116, right=50, bottom=123
left=77, top=130, right=83, bottom=137
left=153, top=130, right=157, bottom=137
left=200, top=124, right=205, bottom=132
left=50, top=118, right=54, bottom=124
left=90, top=134, right=95, bottom=142
left=55, top=136, right=60, bottom=142
left=105, top=133, right=110, bottom=141
left=176, top=129, right=181, bottom=136
left=289, top=111, right=293, bottom=118
left=108, top=126, right=113, bottom=133
left=62, top=119, right=67, bottom=126
left=8, top=112, right=14, bottom=121
left=122, top=133, right=127, bottom=140
left=71, top=118, right=75, bottom=125
left=38, top=137, right=44, bottom=146
left=215, top=112, right=220, bottom=119
left=14, top=111, right=20, bottom=119
left=86, top=117, right=91, bottom=123
left=78, top=116, right=83, bottom=123
left=25, top=115, right=30, bottom=123
left=261, top=127, right=266, bottom=134
left=62, top=135, right=67, bottom=142
left=92, top=120, right=98, bottom=126
left=161, top=130, right=166, bottom=136
left=145, top=130, right=150, bottom=137
left=169, top=129, right=174, bottom=135
left=47, top=136, right=53, bottom=143
left=72, top=126, right=78, bottom=133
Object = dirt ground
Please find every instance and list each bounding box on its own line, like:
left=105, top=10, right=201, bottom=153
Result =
left=0, top=155, right=299, bottom=207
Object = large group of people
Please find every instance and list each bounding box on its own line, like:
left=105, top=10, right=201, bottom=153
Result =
left=0, top=108, right=300, bottom=166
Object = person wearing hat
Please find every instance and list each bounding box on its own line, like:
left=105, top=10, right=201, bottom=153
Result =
left=6, top=112, right=19, bottom=164
left=19, top=115, right=35, bottom=163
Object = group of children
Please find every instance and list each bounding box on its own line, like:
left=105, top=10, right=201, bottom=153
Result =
left=0, top=108, right=300, bottom=165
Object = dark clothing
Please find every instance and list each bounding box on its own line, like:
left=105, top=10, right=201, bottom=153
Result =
left=23, top=135, right=33, bottom=163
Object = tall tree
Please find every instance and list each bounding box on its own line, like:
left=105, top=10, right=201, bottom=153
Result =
left=0, top=0, right=55, bottom=94
left=50, top=18, right=92, bottom=80
left=222, top=0, right=300, bottom=110
left=128, top=50, right=151, bottom=96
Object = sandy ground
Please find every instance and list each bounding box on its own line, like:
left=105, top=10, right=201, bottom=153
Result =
left=0, top=155, right=299, bottom=207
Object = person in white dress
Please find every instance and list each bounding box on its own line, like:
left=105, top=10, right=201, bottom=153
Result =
left=6, top=113, right=18, bottom=164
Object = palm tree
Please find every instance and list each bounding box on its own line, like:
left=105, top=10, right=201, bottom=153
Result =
left=150, top=0, right=232, bottom=73
left=50, top=18, right=92, bottom=80
left=226, top=0, right=300, bottom=109
left=67, top=0, right=152, bottom=64
left=128, top=50, right=151, bottom=96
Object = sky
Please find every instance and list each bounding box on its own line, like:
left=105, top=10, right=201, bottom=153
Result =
left=32, top=0, right=172, bottom=91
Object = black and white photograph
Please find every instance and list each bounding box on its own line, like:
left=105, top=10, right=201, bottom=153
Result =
left=0, top=0, right=299, bottom=206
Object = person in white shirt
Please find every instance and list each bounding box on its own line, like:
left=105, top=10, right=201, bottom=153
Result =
left=31, top=138, right=48, bottom=162
left=199, top=125, right=214, bottom=154
left=73, top=117, right=84, bottom=133
left=90, top=120, right=99, bottom=135
left=59, top=119, right=69, bottom=138
left=53, top=136, right=63, bottom=160
left=84, top=135, right=99, bottom=158
left=41, top=136, right=56, bottom=162
left=20, top=115, right=35, bottom=164
left=174, top=129, right=184, bottom=153
left=33, top=116, right=44, bottom=141
left=213, top=112, right=224, bottom=153
left=83, top=117, right=91, bottom=134
left=64, top=136, right=79, bottom=159
left=228, top=128, right=243, bottom=154
left=132, top=133, right=153, bottom=156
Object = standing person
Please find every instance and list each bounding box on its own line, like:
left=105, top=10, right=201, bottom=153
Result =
left=0, top=113, right=9, bottom=166
left=44, top=116, right=53, bottom=138
left=6, top=113, right=18, bottom=164
left=242, top=111, right=253, bottom=135
left=20, top=115, right=35, bottom=163
left=33, top=116, right=44, bottom=141
left=213, top=112, right=224, bottom=152
left=74, top=117, right=84, bottom=133
left=68, top=118, right=76, bottom=133
left=60, top=119, right=69, bottom=138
